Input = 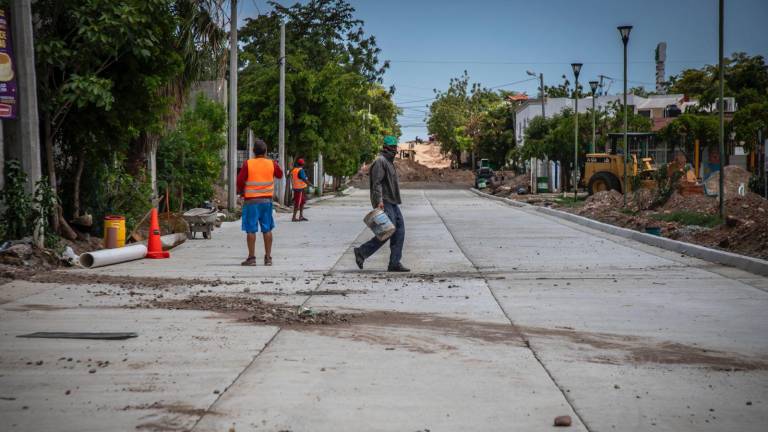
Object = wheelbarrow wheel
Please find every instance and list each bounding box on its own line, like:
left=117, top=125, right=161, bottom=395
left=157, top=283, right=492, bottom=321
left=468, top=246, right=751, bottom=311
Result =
left=203, top=231, right=210, bottom=239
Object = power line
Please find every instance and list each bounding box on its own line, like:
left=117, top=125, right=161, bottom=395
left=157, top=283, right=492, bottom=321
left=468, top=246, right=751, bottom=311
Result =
left=388, top=59, right=709, bottom=65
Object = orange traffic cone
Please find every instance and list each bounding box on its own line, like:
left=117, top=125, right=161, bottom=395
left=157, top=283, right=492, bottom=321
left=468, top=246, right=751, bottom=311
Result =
left=145, top=208, right=169, bottom=259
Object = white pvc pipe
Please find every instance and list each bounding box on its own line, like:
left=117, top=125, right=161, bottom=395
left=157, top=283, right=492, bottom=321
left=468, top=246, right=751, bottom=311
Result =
left=138, top=233, right=187, bottom=251
left=80, top=244, right=148, bottom=269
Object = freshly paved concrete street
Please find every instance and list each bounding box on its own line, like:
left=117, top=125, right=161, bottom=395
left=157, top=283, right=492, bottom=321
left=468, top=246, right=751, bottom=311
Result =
left=2, top=189, right=767, bottom=431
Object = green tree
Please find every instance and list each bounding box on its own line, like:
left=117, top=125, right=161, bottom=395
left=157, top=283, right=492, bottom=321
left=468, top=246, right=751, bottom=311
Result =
left=659, top=113, right=719, bottom=155
left=427, top=72, right=501, bottom=164
left=732, top=101, right=768, bottom=152
left=669, top=52, right=768, bottom=108
left=238, top=0, right=393, bottom=181
left=157, top=94, right=227, bottom=210
left=475, top=102, right=516, bottom=167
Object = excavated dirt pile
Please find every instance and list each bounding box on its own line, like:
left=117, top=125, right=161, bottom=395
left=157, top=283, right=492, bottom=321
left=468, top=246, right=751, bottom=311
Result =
left=490, top=172, right=530, bottom=197
left=561, top=187, right=768, bottom=260
left=350, top=158, right=473, bottom=188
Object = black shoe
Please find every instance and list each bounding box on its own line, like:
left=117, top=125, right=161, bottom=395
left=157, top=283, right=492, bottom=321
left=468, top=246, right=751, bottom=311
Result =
left=387, top=264, right=410, bottom=272
left=353, top=247, right=365, bottom=270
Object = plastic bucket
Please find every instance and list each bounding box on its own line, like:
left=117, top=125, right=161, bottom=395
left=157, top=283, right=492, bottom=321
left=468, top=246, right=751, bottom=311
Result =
left=363, top=208, right=396, bottom=241
left=645, top=227, right=662, bottom=236
left=103, top=215, right=126, bottom=248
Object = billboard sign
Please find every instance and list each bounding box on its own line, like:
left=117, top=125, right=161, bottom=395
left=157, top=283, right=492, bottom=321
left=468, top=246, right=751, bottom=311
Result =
left=0, top=8, right=17, bottom=119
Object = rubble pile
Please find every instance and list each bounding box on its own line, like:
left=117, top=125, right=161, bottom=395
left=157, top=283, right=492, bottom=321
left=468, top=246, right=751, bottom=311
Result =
left=490, top=173, right=530, bottom=197
left=559, top=187, right=768, bottom=260
left=351, top=158, right=473, bottom=187
left=704, top=166, right=752, bottom=198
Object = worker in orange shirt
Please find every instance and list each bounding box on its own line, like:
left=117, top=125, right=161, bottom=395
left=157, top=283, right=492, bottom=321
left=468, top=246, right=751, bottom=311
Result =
left=236, top=139, right=283, bottom=266
left=290, top=158, right=311, bottom=222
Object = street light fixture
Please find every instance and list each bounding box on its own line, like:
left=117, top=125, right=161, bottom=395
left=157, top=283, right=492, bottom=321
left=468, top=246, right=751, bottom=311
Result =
left=589, top=80, right=599, bottom=153
left=571, top=62, right=582, bottom=200
left=617, top=25, right=632, bottom=207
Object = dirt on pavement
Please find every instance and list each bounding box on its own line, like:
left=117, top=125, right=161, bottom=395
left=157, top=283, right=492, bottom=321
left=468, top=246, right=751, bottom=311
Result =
left=149, top=294, right=352, bottom=326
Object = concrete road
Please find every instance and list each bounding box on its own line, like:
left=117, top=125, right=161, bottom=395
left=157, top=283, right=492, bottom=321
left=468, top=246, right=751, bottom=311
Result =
left=1, top=189, right=766, bottom=432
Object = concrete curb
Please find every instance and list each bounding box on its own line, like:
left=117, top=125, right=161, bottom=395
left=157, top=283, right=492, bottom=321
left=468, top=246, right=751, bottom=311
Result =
left=470, top=188, right=768, bottom=277
left=306, top=186, right=357, bottom=205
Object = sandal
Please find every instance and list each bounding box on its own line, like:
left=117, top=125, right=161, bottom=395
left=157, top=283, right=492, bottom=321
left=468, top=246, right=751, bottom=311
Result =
left=241, top=256, right=257, bottom=266
left=264, top=256, right=273, bottom=266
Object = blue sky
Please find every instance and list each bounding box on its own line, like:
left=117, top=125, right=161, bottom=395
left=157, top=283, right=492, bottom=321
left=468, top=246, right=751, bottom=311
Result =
left=239, top=0, right=768, bottom=140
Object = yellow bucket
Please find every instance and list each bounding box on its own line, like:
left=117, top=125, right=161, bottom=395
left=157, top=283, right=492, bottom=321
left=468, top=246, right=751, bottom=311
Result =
left=103, top=215, right=126, bottom=248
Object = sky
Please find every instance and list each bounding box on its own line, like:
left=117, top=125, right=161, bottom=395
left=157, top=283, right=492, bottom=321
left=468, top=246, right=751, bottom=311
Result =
left=239, top=0, right=768, bottom=141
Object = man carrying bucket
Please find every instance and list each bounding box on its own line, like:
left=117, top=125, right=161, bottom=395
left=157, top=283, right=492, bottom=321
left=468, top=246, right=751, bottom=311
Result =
left=353, top=135, right=410, bottom=272
left=236, top=139, right=283, bottom=266
left=290, top=158, right=311, bottom=222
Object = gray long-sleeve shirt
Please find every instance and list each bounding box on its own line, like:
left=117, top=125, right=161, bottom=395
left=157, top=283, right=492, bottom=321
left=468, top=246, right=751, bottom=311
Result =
left=369, top=155, right=401, bottom=208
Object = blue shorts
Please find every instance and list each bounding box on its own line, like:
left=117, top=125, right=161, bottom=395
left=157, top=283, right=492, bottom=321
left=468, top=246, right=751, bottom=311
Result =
left=241, top=201, right=274, bottom=233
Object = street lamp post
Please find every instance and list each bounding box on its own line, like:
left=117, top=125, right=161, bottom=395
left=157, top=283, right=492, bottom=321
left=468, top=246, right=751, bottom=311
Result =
left=571, top=63, right=582, bottom=200
left=717, top=0, right=726, bottom=219
left=589, top=80, right=599, bottom=153
left=618, top=25, right=632, bottom=207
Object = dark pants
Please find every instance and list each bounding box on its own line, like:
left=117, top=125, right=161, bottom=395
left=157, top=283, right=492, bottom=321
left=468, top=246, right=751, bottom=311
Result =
left=359, top=202, right=404, bottom=267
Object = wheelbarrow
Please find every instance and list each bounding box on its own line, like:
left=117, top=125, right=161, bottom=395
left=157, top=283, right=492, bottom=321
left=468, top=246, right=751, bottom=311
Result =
left=183, top=208, right=217, bottom=239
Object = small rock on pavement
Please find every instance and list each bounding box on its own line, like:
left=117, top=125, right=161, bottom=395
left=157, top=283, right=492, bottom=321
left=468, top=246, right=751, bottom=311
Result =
left=554, top=415, right=572, bottom=427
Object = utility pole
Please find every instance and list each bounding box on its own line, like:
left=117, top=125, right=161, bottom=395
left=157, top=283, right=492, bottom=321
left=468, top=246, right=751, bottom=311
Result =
left=717, top=0, right=726, bottom=220
left=318, top=152, right=324, bottom=196
left=278, top=19, right=286, bottom=206
left=10, top=0, right=42, bottom=193
left=247, top=128, right=254, bottom=156
left=227, top=0, right=238, bottom=210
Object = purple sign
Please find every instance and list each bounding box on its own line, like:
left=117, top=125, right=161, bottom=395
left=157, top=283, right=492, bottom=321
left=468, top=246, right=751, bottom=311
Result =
left=0, top=8, right=17, bottom=119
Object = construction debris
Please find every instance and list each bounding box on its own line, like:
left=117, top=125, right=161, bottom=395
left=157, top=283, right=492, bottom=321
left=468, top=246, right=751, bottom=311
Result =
left=148, top=295, right=352, bottom=326
left=555, top=188, right=768, bottom=260
left=350, top=158, right=473, bottom=188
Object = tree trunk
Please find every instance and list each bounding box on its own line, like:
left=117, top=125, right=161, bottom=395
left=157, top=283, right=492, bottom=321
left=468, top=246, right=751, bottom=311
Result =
left=43, top=117, right=60, bottom=233
left=58, top=210, right=77, bottom=241
left=73, top=149, right=85, bottom=217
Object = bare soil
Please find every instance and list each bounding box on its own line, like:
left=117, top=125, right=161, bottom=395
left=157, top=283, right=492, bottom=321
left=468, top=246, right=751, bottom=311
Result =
left=0, top=268, right=235, bottom=290
left=148, top=294, right=352, bottom=326
left=548, top=188, right=768, bottom=260
left=350, top=157, right=473, bottom=188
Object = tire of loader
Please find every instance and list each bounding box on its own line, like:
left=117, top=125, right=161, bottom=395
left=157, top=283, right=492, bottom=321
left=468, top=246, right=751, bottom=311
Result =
left=588, top=172, right=621, bottom=195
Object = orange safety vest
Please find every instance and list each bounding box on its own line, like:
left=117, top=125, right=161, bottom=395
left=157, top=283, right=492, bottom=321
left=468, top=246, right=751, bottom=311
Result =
left=291, top=167, right=307, bottom=189
left=244, top=158, right=275, bottom=199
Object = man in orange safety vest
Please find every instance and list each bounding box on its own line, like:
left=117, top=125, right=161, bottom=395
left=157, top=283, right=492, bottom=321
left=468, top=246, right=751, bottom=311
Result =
left=236, top=139, right=283, bottom=266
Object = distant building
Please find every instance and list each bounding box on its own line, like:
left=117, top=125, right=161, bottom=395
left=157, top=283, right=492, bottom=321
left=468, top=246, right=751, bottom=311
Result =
left=513, top=93, right=738, bottom=190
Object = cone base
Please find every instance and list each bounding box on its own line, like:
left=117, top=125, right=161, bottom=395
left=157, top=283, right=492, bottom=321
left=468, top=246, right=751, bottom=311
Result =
left=146, top=251, right=170, bottom=259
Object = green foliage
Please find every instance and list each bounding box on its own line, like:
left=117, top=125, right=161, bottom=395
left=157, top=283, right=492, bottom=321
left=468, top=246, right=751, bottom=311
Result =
left=554, top=196, right=585, bottom=208
left=1, top=161, right=33, bottom=241
left=668, top=52, right=768, bottom=108
left=158, top=94, right=227, bottom=210
left=659, top=113, right=719, bottom=152
left=238, top=0, right=395, bottom=178
left=32, top=177, right=61, bottom=250
left=475, top=102, right=517, bottom=166
left=731, top=102, right=768, bottom=152
left=427, top=71, right=504, bottom=163
left=652, top=164, right=685, bottom=207
left=651, top=211, right=721, bottom=228
left=86, top=164, right=152, bottom=235
left=0, top=163, right=61, bottom=248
